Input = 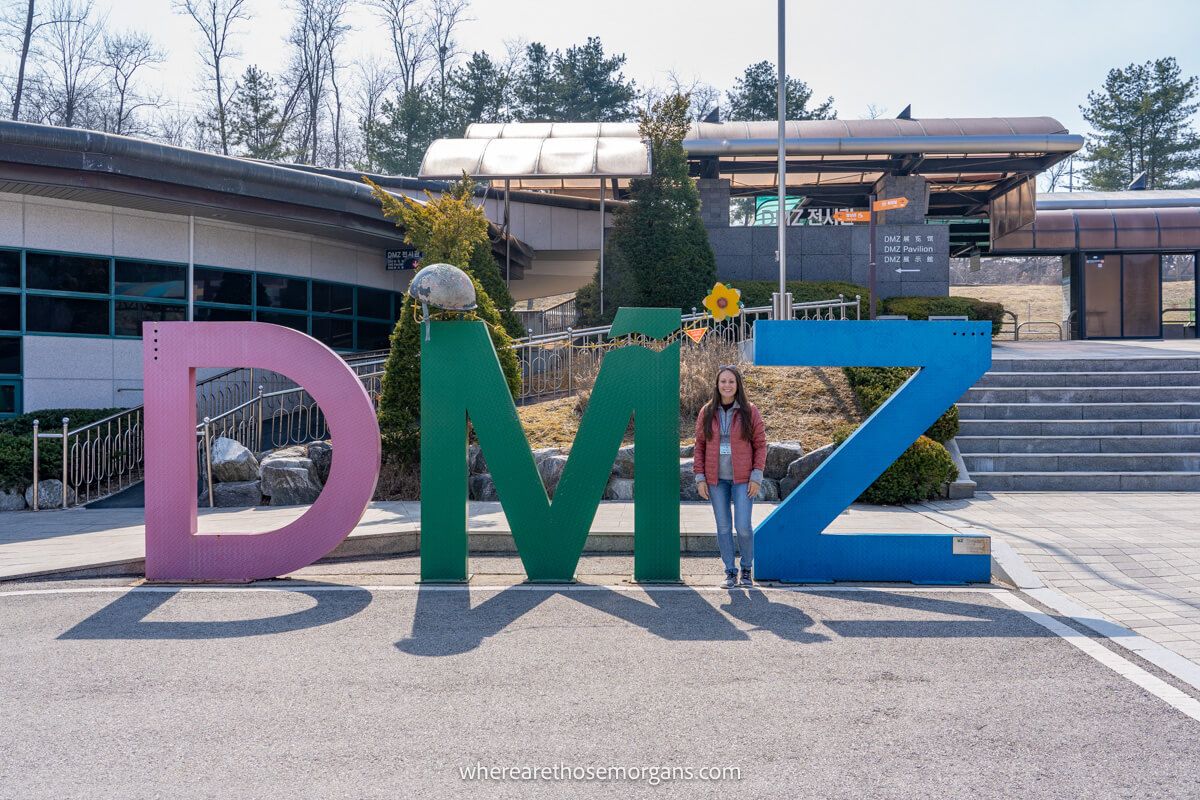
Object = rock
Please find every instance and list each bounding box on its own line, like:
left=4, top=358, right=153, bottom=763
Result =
left=532, top=447, right=562, bottom=465
left=755, top=478, right=780, bottom=502
left=470, top=473, right=498, bottom=501
left=265, top=445, right=307, bottom=460
left=679, top=444, right=694, bottom=458
left=24, top=480, right=75, bottom=509
left=604, top=476, right=635, bottom=501
left=211, top=480, right=263, bottom=507
left=612, top=445, right=636, bottom=478
left=467, top=444, right=487, bottom=475
left=679, top=458, right=702, bottom=501
left=779, top=443, right=836, bottom=498
left=537, top=454, right=569, bottom=498
left=0, top=489, right=27, bottom=511
left=209, top=437, right=260, bottom=483
left=765, top=441, right=805, bottom=480
left=260, top=454, right=322, bottom=506
left=306, top=440, right=333, bottom=484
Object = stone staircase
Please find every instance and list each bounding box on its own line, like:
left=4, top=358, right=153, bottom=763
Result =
left=956, top=355, right=1200, bottom=491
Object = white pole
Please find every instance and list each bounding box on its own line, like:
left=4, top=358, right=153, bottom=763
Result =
left=776, top=0, right=787, bottom=318
left=599, top=178, right=606, bottom=316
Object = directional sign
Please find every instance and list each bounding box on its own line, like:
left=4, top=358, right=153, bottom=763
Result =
left=872, top=196, right=909, bottom=212
left=833, top=210, right=871, bottom=223
left=895, top=268, right=921, bottom=274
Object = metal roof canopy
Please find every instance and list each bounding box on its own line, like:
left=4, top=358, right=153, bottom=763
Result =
left=419, top=135, right=651, bottom=183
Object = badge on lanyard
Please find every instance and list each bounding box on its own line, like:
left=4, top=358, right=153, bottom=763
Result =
left=719, top=442, right=732, bottom=456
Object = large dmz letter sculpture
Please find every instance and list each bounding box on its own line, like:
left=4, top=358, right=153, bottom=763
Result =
left=752, top=319, right=992, bottom=584
left=143, top=322, right=380, bottom=582
left=420, top=308, right=681, bottom=583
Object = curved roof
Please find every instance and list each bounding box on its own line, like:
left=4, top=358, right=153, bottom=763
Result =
left=419, top=135, right=651, bottom=181
left=993, top=206, right=1200, bottom=253
left=1037, top=190, right=1200, bottom=210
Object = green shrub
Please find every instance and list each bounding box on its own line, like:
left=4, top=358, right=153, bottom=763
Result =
left=0, top=408, right=122, bottom=491
left=833, top=427, right=957, bottom=504
left=843, top=367, right=958, bottom=442
left=880, top=295, right=1005, bottom=336
left=727, top=280, right=869, bottom=311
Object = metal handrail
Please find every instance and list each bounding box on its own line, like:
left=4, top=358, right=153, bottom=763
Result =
left=1016, top=320, right=1064, bottom=340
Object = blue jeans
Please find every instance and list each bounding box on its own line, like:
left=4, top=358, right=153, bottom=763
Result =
left=708, top=479, right=753, bottom=573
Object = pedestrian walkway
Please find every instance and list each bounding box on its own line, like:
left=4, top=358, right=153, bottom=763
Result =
left=913, top=492, right=1200, bottom=662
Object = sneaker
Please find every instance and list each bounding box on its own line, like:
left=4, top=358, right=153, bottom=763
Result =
left=739, top=567, right=753, bottom=587
left=721, top=570, right=738, bottom=588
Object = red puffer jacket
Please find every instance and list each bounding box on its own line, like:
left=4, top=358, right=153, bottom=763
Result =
left=693, top=402, right=767, bottom=486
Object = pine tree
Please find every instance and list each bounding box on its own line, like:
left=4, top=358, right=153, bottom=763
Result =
left=228, top=65, right=290, bottom=160
left=1080, top=57, right=1200, bottom=190
left=725, top=61, right=835, bottom=121
left=451, top=51, right=509, bottom=128
left=553, top=37, right=638, bottom=122
left=575, top=93, right=717, bottom=324
left=362, top=86, right=441, bottom=177
left=513, top=42, right=558, bottom=120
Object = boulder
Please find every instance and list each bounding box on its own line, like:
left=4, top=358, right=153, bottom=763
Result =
left=765, top=441, right=805, bottom=480
left=612, top=445, right=636, bottom=478
left=263, top=445, right=307, bottom=460
left=679, top=444, right=694, bottom=458
left=0, top=489, right=27, bottom=511
left=537, top=454, right=569, bottom=498
left=209, top=437, right=260, bottom=483
left=260, top=454, right=322, bottom=506
left=212, top=480, right=264, bottom=507
left=24, top=480, right=75, bottom=509
left=603, top=476, right=635, bottom=501
left=755, top=478, right=780, bottom=502
left=467, top=444, right=488, bottom=475
left=779, top=443, right=836, bottom=498
left=679, top=458, right=702, bottom=501
left=532, top=447, right=562, bottom=465
left=470, top=473, right=498, bottom=501
left=306, top=440, right=333, bottom=484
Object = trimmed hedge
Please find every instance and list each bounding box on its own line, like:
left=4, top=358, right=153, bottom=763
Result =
left=880, top=295, right=1005, bottom=336
left=833, top=427, right=957, bottom=504
left=843, top=367, right=958, bottom=443
left=726, top=280, right=870, bottom=311
left=0, top=408, right=122, bottom=491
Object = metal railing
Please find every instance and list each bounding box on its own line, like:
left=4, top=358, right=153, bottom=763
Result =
left=30, top=409, right=144, bottom=510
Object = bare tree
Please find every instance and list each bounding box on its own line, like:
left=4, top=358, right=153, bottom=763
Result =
left=667, top=70, right=719, bottom=121
left=863, top=103, right=888, bottom=119
left=353, top=56, right=394, bottom=170
left=176, top=0, right=250, bottom=155
left=2, top=0, right=84, bottom=120
left=285, top=0, right=350, bottom=165
left=428, top=0, right=467, bottom=115
left=369, top=0, right=429, bottom=94
left=1039, top=156, right=1075, bottom=193
left=33, top=0, right=105, bottom=127
left=99, top=30, right=163, bottom=135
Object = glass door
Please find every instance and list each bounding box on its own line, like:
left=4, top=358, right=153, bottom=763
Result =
left=1083, top=253, right=1162, bottom=338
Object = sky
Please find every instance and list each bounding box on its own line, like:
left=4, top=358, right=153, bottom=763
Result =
left=44, top=0, right=1200, bottom=137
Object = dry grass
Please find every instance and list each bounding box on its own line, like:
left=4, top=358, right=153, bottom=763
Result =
left=516, top=339, right=862, bottom=450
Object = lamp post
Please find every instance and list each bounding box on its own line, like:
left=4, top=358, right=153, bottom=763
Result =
left=773, top=0, right=787, bottom=320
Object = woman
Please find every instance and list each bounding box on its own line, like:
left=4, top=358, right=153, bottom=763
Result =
left=693, top=365, right=767, bottom=588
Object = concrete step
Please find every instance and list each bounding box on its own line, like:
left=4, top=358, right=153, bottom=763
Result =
left=958, top=402, right=1200, bottom=420
left=961, top=386, right=1200, bottom=404
left=957, top=419, right=1200, bottom=436
left=972, top=471, right=1200, bottom=491
left=963, top=452, right=1200, bottom=472
left=976, top=370, right=1200, bottom=388
left=956, top=435, right=1200, bottom=454
left=988, top=357, right=1200, bottom=373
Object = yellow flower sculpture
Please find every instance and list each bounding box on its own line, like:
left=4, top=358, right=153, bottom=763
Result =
left=702, top=282, right=743, bottom=322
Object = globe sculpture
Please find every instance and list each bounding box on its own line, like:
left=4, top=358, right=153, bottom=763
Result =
left=406, top=263, right=477, bottom=340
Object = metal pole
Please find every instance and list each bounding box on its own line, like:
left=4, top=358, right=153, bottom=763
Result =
left=31, top=419, right=39, bottom=511
left=203, top=417, right=214, bottom=508
left=599, top=178, right=606, bottom=317
left=187, top=215, right=195, bottom=321
left=256, top=385, right=264, bottom=452
left=566, top=327, right=574, bottom=397
left=61, top=417, right=68, bottom=509
left=504, top=179, right=511, bottom=286
left=868, top=192, right=878, bottom=320
left=775, top=0, right=787, bottom=319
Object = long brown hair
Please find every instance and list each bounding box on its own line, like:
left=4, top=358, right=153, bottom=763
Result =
left=701, top=366, right=752, bottom=441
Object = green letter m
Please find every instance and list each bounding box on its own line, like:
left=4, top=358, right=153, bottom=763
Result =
left=419, top=309, right=681, bottom=583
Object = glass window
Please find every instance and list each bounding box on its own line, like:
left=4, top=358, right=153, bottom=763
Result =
left=0, top=336, right=19, bottom=374
left=0, top=250, right=18, bottom=288
left=115, top=260, right=185, bottom=299
left=193, top=267, right=252, bottom=305
left=256, top=309, right=308, bottom=333
left=25, top=295, right=109, bottom=335
left=356, top=320, right=391, bottom=350
left=312, top=316, right=353, bottom=349
left=257, top=274, right=309, bottom=311
left=114, top=301, right=186, bottom=336
left=0, top=381, right=16, bottom=415
left=194, top=305, right=252, bottom=322
left=0, top=293, right=17, bottom=330
left=357, top=287, right=391, bottom=319
left=26, top=252, right=110, bottom=294
left=312, top=281, right=353, bottom=315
